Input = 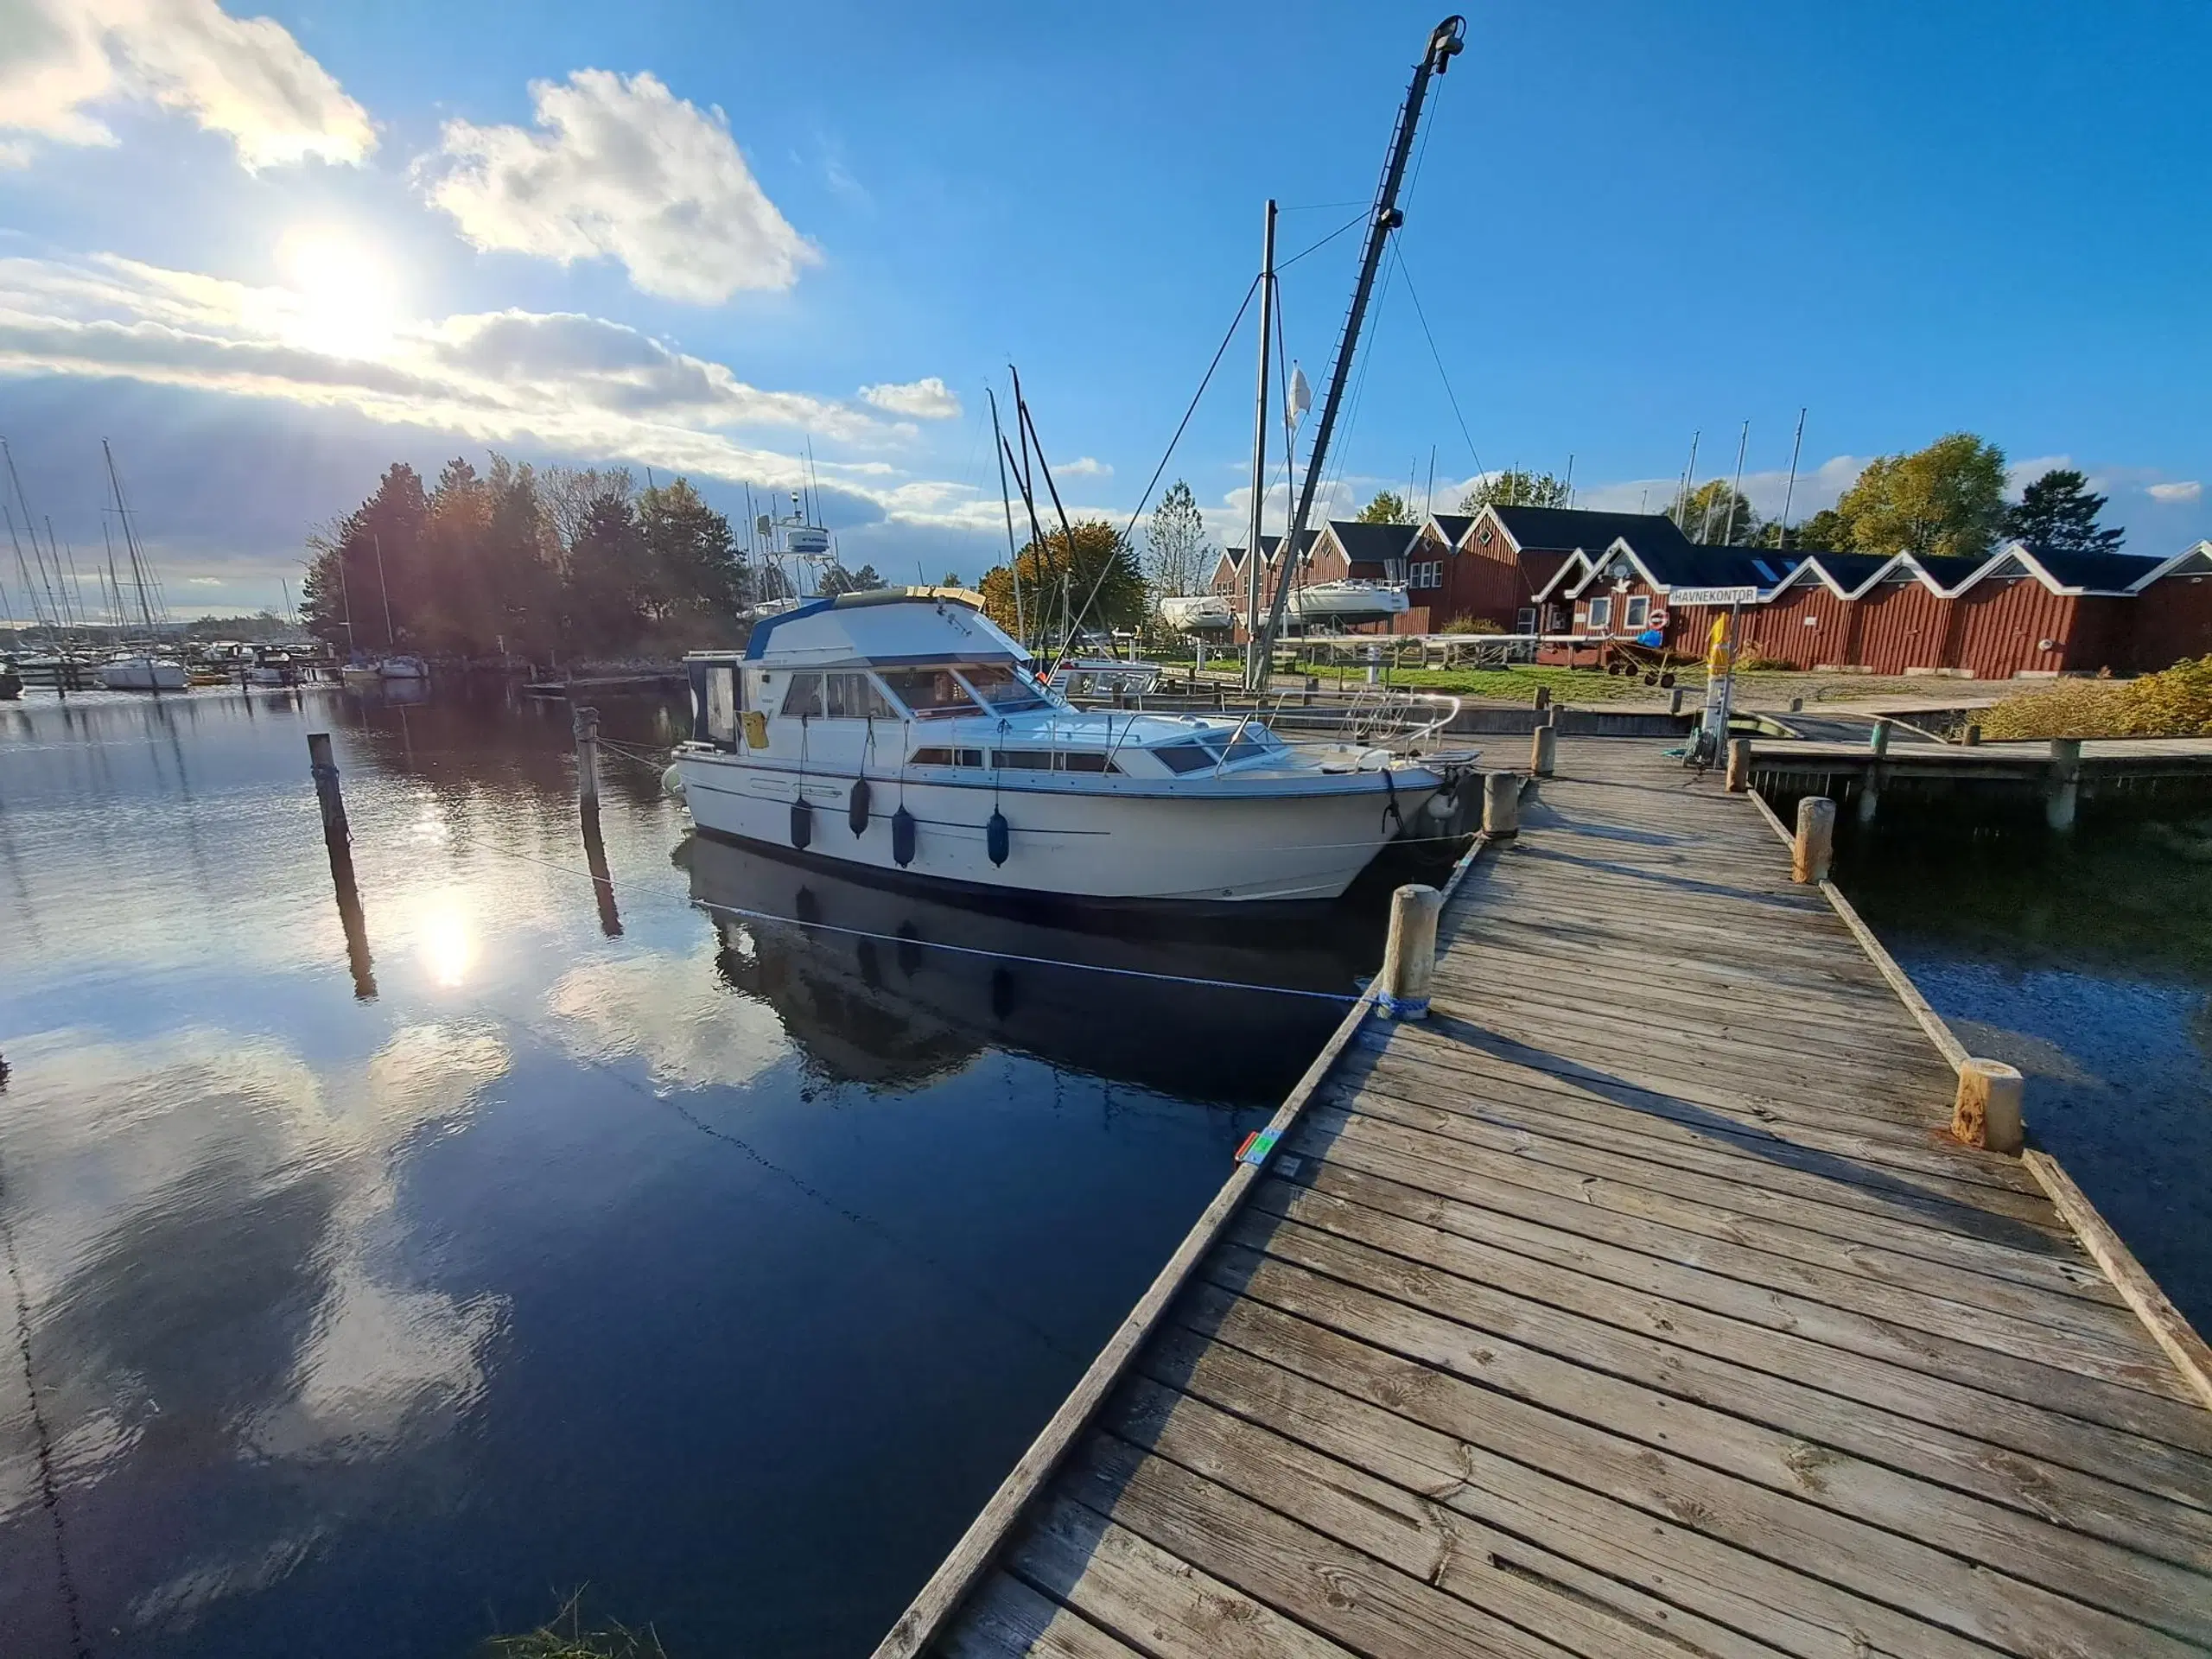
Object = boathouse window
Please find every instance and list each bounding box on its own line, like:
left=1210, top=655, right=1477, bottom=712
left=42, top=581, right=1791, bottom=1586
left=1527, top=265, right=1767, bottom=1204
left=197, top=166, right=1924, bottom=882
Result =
left=705, top=664, right=738, bottom=745
left=1586, top=596, right=1614, bottom=631
left=880, top=667, right=981, bottom=718
left=1624, top=594, right=1651, bottom=630
left=1516, top=607, right=1538, bottom=633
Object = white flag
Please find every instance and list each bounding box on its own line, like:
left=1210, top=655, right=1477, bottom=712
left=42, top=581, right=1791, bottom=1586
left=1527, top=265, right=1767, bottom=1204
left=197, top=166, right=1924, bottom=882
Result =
left=1285, top=361, right=1312, bottom=428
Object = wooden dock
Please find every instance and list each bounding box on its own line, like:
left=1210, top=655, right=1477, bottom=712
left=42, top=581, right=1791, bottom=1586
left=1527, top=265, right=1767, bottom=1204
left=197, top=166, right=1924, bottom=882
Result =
left=875, top=736, right=2212, bottom=1659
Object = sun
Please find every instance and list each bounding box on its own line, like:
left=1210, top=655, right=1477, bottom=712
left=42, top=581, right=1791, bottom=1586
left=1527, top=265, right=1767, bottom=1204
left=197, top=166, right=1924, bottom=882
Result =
left=278, top=225, right=400, bottom=359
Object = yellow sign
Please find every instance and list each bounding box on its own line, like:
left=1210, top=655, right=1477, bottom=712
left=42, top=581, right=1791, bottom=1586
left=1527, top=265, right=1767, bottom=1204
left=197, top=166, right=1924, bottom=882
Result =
left=1706, top=614, right=1734, bottom=677
left=742, top=710, right=769, bottom=749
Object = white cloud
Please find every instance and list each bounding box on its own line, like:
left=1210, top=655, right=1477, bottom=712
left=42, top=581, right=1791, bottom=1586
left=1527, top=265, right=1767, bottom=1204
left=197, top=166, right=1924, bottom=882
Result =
left=2148, top=480, right=2202, bottom=505
left=1054, top=455, right=1111, bottom=479
left=0, top=249, right=1012, bottom=540
left=186, top=574, right=220, bottom=584
left=420, top=69, right=814, bottom=303
left=0, top=0, right=374, bottom=169
left=858, top=376, right=962, bottom=420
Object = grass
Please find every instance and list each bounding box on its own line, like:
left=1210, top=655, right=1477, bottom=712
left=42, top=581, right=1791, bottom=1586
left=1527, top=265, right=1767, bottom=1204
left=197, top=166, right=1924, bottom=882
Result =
left=1278, top=659, right=1980, bottom=708
left=1980, top=657, right=2212, bottom=740
left=478, top=1593, right=669, bottom=1659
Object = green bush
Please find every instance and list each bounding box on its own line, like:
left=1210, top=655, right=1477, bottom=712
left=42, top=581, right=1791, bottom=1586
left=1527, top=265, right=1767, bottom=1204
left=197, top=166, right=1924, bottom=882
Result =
left=1440, top=617, right=1504, bottom=635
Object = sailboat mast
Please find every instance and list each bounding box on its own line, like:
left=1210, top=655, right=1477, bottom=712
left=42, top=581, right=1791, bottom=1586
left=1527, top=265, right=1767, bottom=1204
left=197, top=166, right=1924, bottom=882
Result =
left=3, top=442, right=66, bottom=632
left=1722, top=419, right=1750, bottom=545
left=1243, top=199, right=1277, bottom=686
left=104, top=439, right=158, bottom=633
left=5, top=502, right=48, bottom=632
left=1777, top=406, right=1807, bottom=547
left=103, top=519, right=124, bottom=629
left=988, top=386, right=1026, bottom=646
left=372, top=533, right=396, bottom=648
left=1253, top=16, right=1465, bottom=686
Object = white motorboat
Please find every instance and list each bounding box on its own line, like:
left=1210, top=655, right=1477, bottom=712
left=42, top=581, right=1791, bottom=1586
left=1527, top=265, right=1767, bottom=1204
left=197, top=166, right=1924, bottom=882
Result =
left=378, top=654, right=428, bottom=681
left=675, top=590, right=1457, bottom=905
left=98, top=652, right=188, bottom=691
left=1287, top=580, right=1410, bottom=621
left=1157, top=594, right=1236, bottom=631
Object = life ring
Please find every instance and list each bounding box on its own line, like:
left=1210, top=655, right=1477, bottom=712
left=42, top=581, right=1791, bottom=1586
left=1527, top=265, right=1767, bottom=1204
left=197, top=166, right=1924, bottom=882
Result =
left=1649, top=609, right=1669, bottom=628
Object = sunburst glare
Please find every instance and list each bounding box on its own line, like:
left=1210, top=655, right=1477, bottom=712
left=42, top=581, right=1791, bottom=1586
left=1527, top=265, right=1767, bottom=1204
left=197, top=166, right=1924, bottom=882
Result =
left=279, top=225, right=400, bottom=359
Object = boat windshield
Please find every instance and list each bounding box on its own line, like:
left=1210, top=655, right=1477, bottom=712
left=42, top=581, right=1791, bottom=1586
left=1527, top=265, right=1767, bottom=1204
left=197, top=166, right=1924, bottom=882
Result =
left=957, top=663, right=1052, bottom=713
left=878, top=666, right=982, bottom=719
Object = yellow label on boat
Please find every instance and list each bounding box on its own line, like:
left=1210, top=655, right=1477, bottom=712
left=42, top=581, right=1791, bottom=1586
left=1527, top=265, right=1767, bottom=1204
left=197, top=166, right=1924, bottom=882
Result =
left=742, top=710, right=769, bottom=749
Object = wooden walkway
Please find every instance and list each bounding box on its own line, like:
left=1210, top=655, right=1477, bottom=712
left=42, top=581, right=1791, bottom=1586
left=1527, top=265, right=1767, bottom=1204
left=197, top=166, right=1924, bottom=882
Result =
left=880, top=738, right=2212, bottom=1659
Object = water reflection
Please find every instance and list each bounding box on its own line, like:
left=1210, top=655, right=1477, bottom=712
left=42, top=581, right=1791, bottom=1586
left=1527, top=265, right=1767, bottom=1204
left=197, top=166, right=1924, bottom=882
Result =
left=682, top=833, right=1360, bottom=1101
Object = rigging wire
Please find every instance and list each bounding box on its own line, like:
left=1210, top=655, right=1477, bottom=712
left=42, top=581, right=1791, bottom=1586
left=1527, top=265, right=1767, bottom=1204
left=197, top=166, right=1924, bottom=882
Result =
left=1390, top=239, right=1485, bottom=484
left=1275, top=207, right=1368, bottom=273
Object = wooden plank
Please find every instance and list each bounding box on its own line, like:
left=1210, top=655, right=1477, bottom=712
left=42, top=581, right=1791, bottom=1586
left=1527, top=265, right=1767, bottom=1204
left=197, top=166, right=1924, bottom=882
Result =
left=1141, top=1323, right=1939, bottom=1659
left=1200, top=1247, right=2209, bottom=1654
left=2030, top=1150, right=2212, bottom=1413
left=1105, top=1376, right=1736, bottom=1659
left=1244, top=1179, right=2212, bottom=1565
left=1341, top=1057, right=2069, bottom=1237
left=1004, top=1492, right=1354, bottom=1659
left=1284, top=1116, right=2212, bottom=1453
left=1315, top=1097, right=2141, bottom=1331
left=941, top=1574, right=1143, bottom=1659
left=1062, top=1433, right=1581, bottom=1659
left=1274, top=1158, right=2212, bottom=1508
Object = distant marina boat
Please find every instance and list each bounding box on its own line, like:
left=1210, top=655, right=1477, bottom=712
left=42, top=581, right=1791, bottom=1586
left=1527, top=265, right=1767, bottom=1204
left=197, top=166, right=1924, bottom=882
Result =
left=674, top=589, right=1459, bottom=905
left=1157, top=594, right=1236, bottom=632
left=1287, top=579, right=1411, bottom=621
left=98, top=652, right=189, bottom=691
left=378, top=654, right=428, bottom=681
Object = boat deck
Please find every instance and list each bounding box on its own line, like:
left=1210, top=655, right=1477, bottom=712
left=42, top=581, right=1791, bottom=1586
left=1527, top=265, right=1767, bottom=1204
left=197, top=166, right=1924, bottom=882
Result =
left=881, top=737, right=2212, bottom=1659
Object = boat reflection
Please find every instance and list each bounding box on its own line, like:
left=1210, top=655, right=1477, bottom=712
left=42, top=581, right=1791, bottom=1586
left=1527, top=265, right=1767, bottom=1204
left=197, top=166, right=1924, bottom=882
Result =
left=682, top=833, right=1365, bottom=1103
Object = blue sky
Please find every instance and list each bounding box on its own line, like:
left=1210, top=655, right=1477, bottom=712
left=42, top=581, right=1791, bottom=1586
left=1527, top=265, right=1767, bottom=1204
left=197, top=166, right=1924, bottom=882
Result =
left=2, top=0, right=2205, bottom=618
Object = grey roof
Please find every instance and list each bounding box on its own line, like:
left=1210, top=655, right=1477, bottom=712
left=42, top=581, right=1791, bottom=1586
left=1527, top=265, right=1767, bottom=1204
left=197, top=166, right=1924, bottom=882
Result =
left=2016, top=544, right=2164, bottom=593
left=1224, top=529, right=1321, bottom=566
left=1491, top=505, right=1694, bottom=555
left=1428, top=513, right=1475, bottom=545
left=1325, top=520, right=1422, bottom=566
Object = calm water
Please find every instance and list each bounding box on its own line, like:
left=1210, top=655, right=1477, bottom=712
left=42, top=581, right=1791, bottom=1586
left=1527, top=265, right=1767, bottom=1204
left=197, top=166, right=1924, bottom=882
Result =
left=1835, top=816, right=2212, bottom=1330
left=0, top=683, right=1394, bottom=1658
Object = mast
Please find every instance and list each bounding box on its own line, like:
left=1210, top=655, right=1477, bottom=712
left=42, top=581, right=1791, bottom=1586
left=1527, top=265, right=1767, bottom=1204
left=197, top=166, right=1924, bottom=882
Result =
left=5, top=502, right=48, bottom=632
left=104, top=440, right=159, bottom=633
left=1243, top=198, right=1277, bottom=684
left=3, top=442, right=65, bottom=632
left=372, top=532, right=396, bottom=649
left=1777, top=406, right=1807, bottom=548
left=988, top=386, right=1027, bottom=645
left=103, top=520, right=124, bottom=630
left=1675, top=429, right=1700, bottom=531
left=1252, top=16, right=1465, bottom=687
left=1722, top=419, right=1749, bottom=544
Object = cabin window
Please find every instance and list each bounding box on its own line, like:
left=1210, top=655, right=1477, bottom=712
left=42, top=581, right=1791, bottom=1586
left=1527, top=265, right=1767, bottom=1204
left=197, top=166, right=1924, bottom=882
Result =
left=823, top=671, right=896, bottom=719
left=705, top=664, right=738, bottom=745
left=993, top=749, right=1053, bottom=771
left=1624, top=594, right=1651, bottom=630
left=880, top=667, right=982, bottom=718
left=780, top=673, right=826, bottom=718
left=1154, top=741, right=1219, bottom=773
left=1516, top=607, right=1538, bottom=633
left=957, top=662, right=1052, bottom=713
left=1056, top=750, right=1118, bottom=772
left=1586, top=596, right=1614, bottom=631
left=909, top=746, right=984, bottom=766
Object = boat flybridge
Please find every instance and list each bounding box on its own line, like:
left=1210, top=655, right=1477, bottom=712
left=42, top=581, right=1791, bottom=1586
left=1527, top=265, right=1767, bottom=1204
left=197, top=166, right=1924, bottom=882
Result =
left=674, top=589, right=1465, bottom=904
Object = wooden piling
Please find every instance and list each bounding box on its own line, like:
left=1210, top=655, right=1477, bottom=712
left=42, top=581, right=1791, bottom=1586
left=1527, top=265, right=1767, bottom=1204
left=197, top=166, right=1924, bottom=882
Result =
left=2047, top=736, right=2081, bottom=831
left=1481, top=771, right=1519, bottom=836
left=306, top=732, right=348, bottom=849
left=1962, top=722, right=1982, bottom=746
left=1376, top=883, right=1442, bottom=1020
left=1530, top=724, right=1557, bottom=777
left=1953, top=1057, right=2024, bottom=1154
left=1792, top=795, right=1836, bottom=884
left=1870, top=717, right=1893, bottom=756
left=1669, top=686, right=1686, bottom=716
left=1725, top=737, right=1751, bottom=793
left=573, top=704, right=601, bottom=810
left=1532, top=685, right=1551, bottom=711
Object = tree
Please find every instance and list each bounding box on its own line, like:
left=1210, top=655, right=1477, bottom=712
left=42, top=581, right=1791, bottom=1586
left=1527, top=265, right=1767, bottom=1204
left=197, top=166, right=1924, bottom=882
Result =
left=1145, top=479, right=1211, bottom=596
left=1669, top=479, right=1760, bottom=545
left=2004, top=467, right=2124, bottom=554
left=564, top=493, right=651, bottom=651
left=1783, top=508, right=1851, bottom=553
left=818, top=562, right=887, bottom=596
left=1459, top=470, right=1569, bottom=512
left=1357, top=489, right=1411, bottom=524
left=640, top=476, right=742, bottom=618
left=940, top=570, right=962, bottom=588
left=1835, top=433, right=2008, bottom=560
left=980, top=519, right=1145, bottom=638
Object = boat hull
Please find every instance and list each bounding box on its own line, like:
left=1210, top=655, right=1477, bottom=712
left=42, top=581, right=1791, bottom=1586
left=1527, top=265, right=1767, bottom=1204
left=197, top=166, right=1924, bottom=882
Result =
left=675, top=751, right=1443, bottom=904
left=97, top=659, right=189, bottom=690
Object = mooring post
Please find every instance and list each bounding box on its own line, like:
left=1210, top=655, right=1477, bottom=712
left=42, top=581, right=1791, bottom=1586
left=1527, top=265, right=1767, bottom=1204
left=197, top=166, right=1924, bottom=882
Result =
left=1953, top=1058, right=2024, bottom=1154
left=1530, top=723, right=1557, bottom=777
left=1532, top=684, right=1551, bottom=712
left=1870, top=717, right=1893, bottom=756
left=1482, top=771, right=1519, bottom=836
left=1789, top=696, right=1803, bottom=713
left=1726, top=737, right=1751, bottom=793
left=574, top=704, right=601, bottom=810
left=1669, top=686, right=1686, bottom=716
left=1792, top=796, right=1836, bottom=884
left=1962, top=722, right=1982, bottom=747
left=2046, top=737, right=2081, bottom=832
left=1376, top=884, right=1444, bottom=1020
left=306, top=732, right=348, bottom=849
